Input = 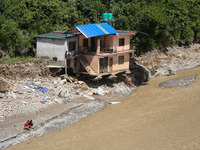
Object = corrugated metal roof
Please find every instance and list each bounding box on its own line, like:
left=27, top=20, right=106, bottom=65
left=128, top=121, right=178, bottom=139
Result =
left=34, top=32, right=75, bottom=39
left=116, top=30, right=137, bottom=37
left=75, top=23, right=117, bottom=38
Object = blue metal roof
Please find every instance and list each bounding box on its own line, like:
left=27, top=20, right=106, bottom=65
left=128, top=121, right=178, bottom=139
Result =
left=75, top=23, right=117, bottom=38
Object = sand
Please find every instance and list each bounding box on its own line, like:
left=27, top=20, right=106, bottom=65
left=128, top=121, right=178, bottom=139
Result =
left=6, top=66, right=200, bottom=150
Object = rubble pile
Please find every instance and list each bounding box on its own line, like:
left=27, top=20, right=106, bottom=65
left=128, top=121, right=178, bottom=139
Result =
left=0, top=61, right=51, bottom=79
left=135, top=44, right=200, bottom=78
left=0, top=75, right=136, bottom=121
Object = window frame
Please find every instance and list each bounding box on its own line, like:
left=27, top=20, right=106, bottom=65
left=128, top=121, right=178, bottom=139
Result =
left=119, top=38, right=125, bottom=46
left=69, top=41, right=76, bottom=51
left=118, top=56, right=124, bottom=64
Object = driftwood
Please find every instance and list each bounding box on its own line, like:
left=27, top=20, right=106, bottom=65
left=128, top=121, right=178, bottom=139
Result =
left=67, top=76, right=72, bottom=83
left=69, top=76, right=75, bottom=82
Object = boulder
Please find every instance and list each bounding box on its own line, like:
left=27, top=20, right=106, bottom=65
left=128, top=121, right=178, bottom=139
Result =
left=0, top=78, right=9, bottom=93
left=96, top=87, right=105, bottom=96
left=157, top=65, right=176, bottom=76
left=59, top=79, right=67, bottom=85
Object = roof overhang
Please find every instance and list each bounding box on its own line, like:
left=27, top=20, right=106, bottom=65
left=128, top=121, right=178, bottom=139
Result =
left=116, top=30, right=138, bottom=37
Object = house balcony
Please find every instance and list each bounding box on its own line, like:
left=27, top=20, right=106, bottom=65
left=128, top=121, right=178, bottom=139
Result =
left=78, top=46, right=118, bottom=56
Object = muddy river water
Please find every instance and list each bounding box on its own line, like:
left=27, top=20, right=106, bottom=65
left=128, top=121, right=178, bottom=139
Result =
left=7, top=66, right=200, bottom=150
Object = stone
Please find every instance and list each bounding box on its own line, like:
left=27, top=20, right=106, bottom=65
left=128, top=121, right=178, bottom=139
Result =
left=59, top=79, right=67, bottom=85
left=0, top=92, right=4, bottom=98
left=17, top=91, right=23, bottom=94
left=7, top=91, right=16, bottom=99
left=53, top=80, right=58, bottom=85
left=83, top=95, right=95, bottom=100
left=157, top=65, right=176, bottom=76
left=55, top=98, right=65, bottom=104
left=96, top=87, right=105, bottom=96
left=0, top=115, right=5, bottom=121
left=87, top=89, right=96, bottom=96
left=77, top=81, right=84, bottom=84
left=0, top=78, right=9, bottom=93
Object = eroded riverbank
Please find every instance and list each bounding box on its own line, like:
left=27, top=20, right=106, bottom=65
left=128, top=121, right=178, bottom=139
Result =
left=6, top=66, right=200, bottom=150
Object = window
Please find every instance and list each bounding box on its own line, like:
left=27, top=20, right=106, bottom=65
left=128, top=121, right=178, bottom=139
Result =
left=83, top=39, right=88, bottom=48
left=52, top=56, right=57, bottom=61
left=69, top=41, right=76, bottom=51
left=118, top=56, right=124, bottom=64
left=119, top=38, right=125, bottom=46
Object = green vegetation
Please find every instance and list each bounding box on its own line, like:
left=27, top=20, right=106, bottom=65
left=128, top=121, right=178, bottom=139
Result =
left=0, top=57, right=39, bottom=64
left=0, top=0, right=200, bottom=57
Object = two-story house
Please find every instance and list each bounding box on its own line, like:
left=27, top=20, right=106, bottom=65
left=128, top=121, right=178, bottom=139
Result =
left=35, top=23, right=137, bottom=79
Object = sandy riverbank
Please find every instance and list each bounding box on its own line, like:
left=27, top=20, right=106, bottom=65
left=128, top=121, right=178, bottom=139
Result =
left=6, top=66, right=200, bottom=150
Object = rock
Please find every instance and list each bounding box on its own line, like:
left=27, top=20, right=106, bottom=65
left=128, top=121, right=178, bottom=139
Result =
left=57, top=77, right=61, bottom=82
left=88, top=89, right=97, bottom=96
left=83, top=95, right=95, bottom=100
left=54, top=86, right=62, bottom=96
left=58, top=88, right=69, bottom=98
left=59, top=79, right=67, bottom=85
left=17, top=91, right=23, bottom=94
left=0, top=92, right=4, bottom=98
left=27, top=90, right=33, bottom=93
left=159, top=74, right=197, bottom=88
left=166, top=47, right=174, bottom=52
left=7, top=91, right=16, bottom=99
left=77, top=81, right=85, bottom=84
left=0, top=115, right=5, bottom=121
left=96, top=87, right=105, bottom=96
left=157, top=65, right=176, bottom=76
left=0, top=78, right=9, bottom=93
left=55, top=98, right=67, bottom=104
left=64, top=91, right=70, bottom=98
left=53, top=80, right=58, bottom=85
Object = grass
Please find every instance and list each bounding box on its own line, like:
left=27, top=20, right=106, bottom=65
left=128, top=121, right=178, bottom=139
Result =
left=0, top=57, right=41, bottom=64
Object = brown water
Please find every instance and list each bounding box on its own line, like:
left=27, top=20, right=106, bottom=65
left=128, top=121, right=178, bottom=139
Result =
left=7, top=67, right=200, bottom=150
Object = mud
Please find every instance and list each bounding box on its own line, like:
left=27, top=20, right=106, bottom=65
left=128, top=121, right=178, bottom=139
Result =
left=6, top=66, right=200, bottom=150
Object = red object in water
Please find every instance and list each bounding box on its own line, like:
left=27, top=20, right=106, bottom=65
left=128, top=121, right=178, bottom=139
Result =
left=40, top=101, right=45, bottom=104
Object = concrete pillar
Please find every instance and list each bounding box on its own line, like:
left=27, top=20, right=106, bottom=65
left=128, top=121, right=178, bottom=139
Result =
left=97, top=38, right=100, bottom=54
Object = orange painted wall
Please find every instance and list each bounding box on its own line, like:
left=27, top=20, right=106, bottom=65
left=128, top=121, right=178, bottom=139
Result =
left=78, top=35, right=91, bottom=51
left=112, top=35, right=130, bottom=51
left=84, top=55, right=99, bottom=73
left=84, top=53, right=129, bottom=74
left=111, top=53, right=129, bottom=71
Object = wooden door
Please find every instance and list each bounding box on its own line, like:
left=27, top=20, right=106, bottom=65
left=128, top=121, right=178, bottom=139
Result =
left=99, top=57, right=108, bottom=73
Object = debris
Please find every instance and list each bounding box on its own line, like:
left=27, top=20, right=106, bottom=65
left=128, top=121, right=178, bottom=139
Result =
left=0, top=115, right=5, bottom=121
left=0, top=78, right=9, bottom=93
left=26, top=82, right=48, bottom=93
left=96, top=87, right=105, bottom=96
left=67, top=77, right=72, bottom=83
left=42, top=98, right=47, bottom=102
left=83, top=95, right=95, bottom=100
left=0, top=92, right=5, bottom=98
left=69, top=76, right=75, bottom=82
left=14, top=123, right=18, bottom=126
left=108, top=102, right=121, bottom=104
left=40, top=101, right=45, bottom=104
left=60, top=74, right=68, bottom=79
left=77, top=81, right=84, bottom=84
